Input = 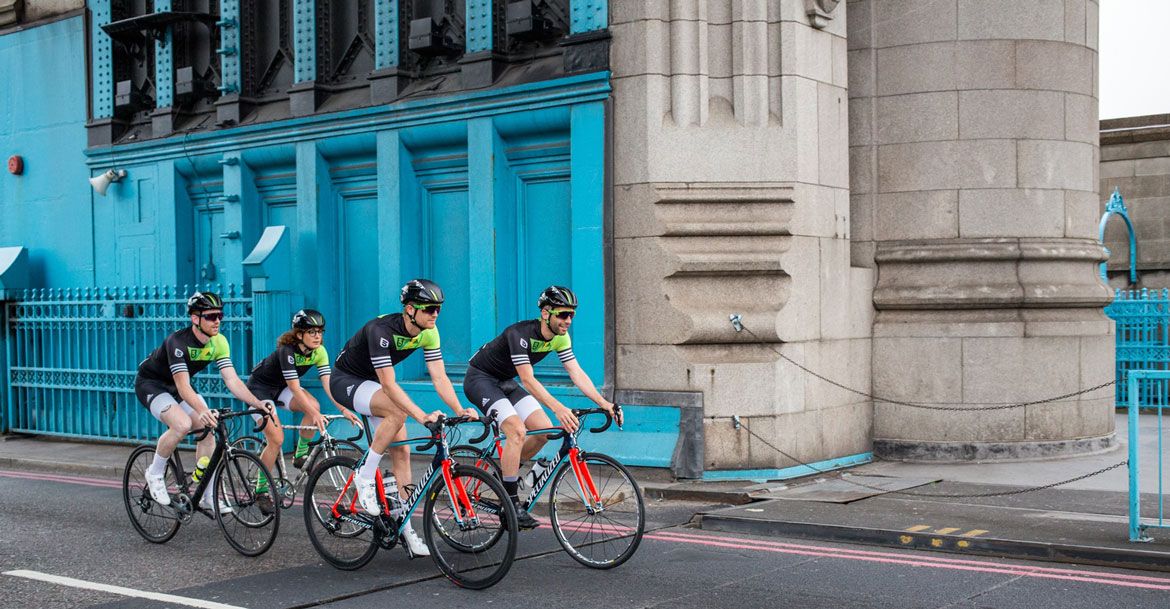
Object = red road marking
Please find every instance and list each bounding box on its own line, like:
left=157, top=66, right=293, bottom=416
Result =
left=647, top=530, right=1170, bottom=591
left=7, top=468, right=1170, bottom=592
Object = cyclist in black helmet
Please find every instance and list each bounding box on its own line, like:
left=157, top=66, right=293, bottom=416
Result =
left=463, top=285, right=617, bottom=529
left=133, top=291, right=277, bottom=514
left=245, top=309, right=362, bottom=513
left=329, top=279, right=479, bottom=557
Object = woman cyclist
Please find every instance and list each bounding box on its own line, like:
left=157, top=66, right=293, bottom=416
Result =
left=246, top=309, right=361, bottom=513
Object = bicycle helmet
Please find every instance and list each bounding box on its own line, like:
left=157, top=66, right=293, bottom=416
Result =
left=292, top=308, right=326, bottom=330
left=537, top=285, right=577, bottom=309
left=400, top=279, right=445, bottom=306
left=187, top=291, right=224, bottom=314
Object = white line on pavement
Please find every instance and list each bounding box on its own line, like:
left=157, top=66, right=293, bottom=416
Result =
left=3, top=570, right=248, bottom=609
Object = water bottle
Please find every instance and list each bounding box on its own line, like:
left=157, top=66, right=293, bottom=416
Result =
left=384, top=474, right=404, bottom=516
left=191, top=456, right=211, bottom=484
left=523, top=458, right=551, bottom=489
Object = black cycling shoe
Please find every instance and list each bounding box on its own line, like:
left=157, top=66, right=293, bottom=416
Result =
left=513, top=503, right=539, bottom=530
left=256, top=493, right=275, bottom=516
left=292, top=455, right=308, bottom=470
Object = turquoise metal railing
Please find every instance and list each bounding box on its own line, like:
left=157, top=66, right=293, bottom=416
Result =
left=1127, top=370, right=1170, bottom=542
left=1105, top=288, right=1170, bottom=407
left=4, top=285, right=252, bottom=443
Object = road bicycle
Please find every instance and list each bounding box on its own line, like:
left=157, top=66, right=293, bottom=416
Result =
left=303, top=415, right=518, bottom=589
left=123, top=407, right=280, bottom=556
left=451, top=406, right=645, bottom=569
left=231, top=413, right=364, bottom=509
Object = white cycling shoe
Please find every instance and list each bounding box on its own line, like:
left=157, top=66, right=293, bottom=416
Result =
left=355, top=474, right=381, bottom=516
left=401, top=523, right=430, bottom=557
left=199, top=494, right=234, bottom=514
left=144, top=470, right=171, bottom=506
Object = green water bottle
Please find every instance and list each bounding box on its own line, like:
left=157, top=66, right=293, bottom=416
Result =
left=192, top=456, right=211, bottom=483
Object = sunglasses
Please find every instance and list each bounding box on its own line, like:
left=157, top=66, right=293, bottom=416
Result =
left=551, top=309, right=575, bottom=320
left=414, top=304, right=441, bottom=314
left=199, top=312, right=224, bottom=322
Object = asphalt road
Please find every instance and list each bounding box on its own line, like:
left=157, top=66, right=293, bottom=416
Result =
left=3, top=469, right=1170, bottom=609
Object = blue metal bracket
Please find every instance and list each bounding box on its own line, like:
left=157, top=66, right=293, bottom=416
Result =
left=1099, top=188, right=1139, bottom=285
left=216, top=46, right=238, bottom=56
left=216, top=17, right=238, bottom=28
left=218, top=157, right=240, bottom=166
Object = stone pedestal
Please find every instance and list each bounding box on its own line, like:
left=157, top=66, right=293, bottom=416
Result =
left=848, top=0, right=1114, bottom=460
left=611, top=1, right=872, bottom=470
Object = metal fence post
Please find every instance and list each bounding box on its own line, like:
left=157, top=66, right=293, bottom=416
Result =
left=1129, top=371, right=1145, bottom=542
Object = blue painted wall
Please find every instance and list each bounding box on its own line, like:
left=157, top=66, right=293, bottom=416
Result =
left=0, top=15, right=94, bottom=287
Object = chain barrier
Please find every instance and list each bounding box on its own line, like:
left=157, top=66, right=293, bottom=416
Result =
left=731, top=317, right=1116, bottom=410
left=731, top=416, right=1128, bottom=499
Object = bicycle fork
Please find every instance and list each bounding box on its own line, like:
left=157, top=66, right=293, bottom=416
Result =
left=441, top=460, right=481, bottom=529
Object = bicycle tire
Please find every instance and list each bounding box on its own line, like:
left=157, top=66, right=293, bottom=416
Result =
left=307, top=439, right=363, bottom=476
left=450, top=445, right=502, bottom=480
left=123, top=445, right=181, bottom=544
left=214, top=450, right=280, bottom=557
left=231, top=435, right=285, bottom=481
left=302, top=455, right=379, bottom=570
left=423, top=464, right=518, bottom=590
left=435, top=447, right=505, bottom=553
left=548, top=452, right=644, bottom=569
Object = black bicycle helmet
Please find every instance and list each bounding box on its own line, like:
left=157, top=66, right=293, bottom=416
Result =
left=187, top=291, right=224, bottom=314
left=537, top=285, right=578, bottom=309
left=400, top=279, right=445, bottom=306
left=292, top=308, right=326, bottom=330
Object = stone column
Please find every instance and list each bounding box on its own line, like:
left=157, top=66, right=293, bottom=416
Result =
left=848, top=0, right=1114, bottom=460
left=611, top=0, right=874, bottom=471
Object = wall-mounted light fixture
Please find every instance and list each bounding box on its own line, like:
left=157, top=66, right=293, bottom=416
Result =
left=89, top=169, right=127, bottom=196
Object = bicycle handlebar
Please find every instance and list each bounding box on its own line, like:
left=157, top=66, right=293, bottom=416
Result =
left=185, top=406, right=273, bottom=441
left=417, top=415, right=488, bottom=451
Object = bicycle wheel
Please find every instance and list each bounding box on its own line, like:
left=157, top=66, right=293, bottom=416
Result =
left=434, top=447, right=505, bottom=553
left=450, top=445, right=502, bottom=480
left=423, top=464, right=517, bottom=590
left=548, top=452, right=644, bottom=569
left=307, top=439, right=363, bottom=477
left=123, top=445, right=181, bottom=543
left=214, top=451, right=280, bottom=557
left=302, top=456, right=379, bottom=570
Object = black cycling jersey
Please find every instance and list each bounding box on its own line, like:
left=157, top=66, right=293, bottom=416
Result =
left=248, top=343, right=331, bottom=388
left=333, top=313, right=442, bottom=380
left=137, top=327, right=234, bottom=384
left=467, top=319, right=574, bottom=380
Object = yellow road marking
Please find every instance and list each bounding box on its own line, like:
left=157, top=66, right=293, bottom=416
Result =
left=930, top=539, right=943, bottom=547
left=960, top=529, right=988, bottom=537
left=957, top=540, right=971, bottom=548
left=905, top=525, right=931, bottom=532
left=935, top=527, right=961, bottom=535
left=898, top=535, right=913, bottom=544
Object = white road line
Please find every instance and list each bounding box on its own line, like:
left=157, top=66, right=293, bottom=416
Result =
left=3, top=570, right=248, bottom=609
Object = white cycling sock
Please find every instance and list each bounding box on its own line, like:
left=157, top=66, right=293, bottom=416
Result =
left=358, top=449, right=383, bottom=480
left=147, top=452, right=169, bottom=477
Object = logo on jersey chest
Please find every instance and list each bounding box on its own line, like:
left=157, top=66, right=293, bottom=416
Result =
left=293, top=353, right=314, bottom=366
left=393, top=334, right=422, bottom=351
left=529, top=338, right=554, bottom=353
left=187, top=345, right=215, bottom=361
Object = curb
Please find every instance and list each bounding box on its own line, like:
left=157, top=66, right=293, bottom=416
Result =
left=641, top=483, right=756, bottom=505
left=0, top=457, right=124, bottom=480
left=698, top=513, right=1170, bottom=574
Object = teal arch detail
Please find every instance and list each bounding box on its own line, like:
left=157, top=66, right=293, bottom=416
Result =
left=1099, top=188, right=1138, bottom=286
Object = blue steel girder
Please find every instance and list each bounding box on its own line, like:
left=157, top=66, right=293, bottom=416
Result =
left=154, top=0, right=175, bottom=107
left=219, top=0, right=243, bottom=93
left=570, top=0, right=607, bottom=34
left=293, top=0, right=317, bottom=83
left=374, top=0, right=399, bottom=68
left=466, top=0, right=494, bottom=53
left=91, top=0, right=115, bottom=118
